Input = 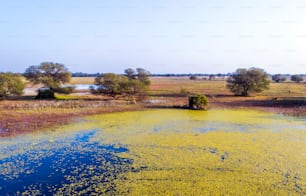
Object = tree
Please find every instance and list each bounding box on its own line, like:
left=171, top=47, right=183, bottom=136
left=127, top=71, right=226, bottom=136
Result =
left=291, top=75, right=303, bottom=83
left=136, top=68, right=151, bottom=86
left=124, top=68, right=136, bottom=80
left=189, top=76, right=197, bottom=80
left=92, top=73, right=128, bottom=97
left=24, top=62, right=72, bottom=98
left=0, top=73, right=25, bottom=97
left=272, top=74, right=286, bottom=83
left=189, top=94, right=208, bottom=110
left=226, top=67, right=270, bottom=96
left=209, top=74, right=216, bottom=80
left=92, top=68, right=151, bottom=101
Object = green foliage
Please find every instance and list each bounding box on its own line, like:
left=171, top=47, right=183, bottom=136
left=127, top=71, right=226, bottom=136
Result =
left=93, top=68, right=151, bottom=99
left=272, top=74, right=286, bottom=83
left=24, top=62, right=71, bottom=90
left=226, top=67, right=270, bottom=96
left=0, top=72, right=25, bottom=97
left=92, top=73, right=129, bottom=97
left=290, top=75, right=303, bottom=83
left=189, top=94, right=208, bottom=110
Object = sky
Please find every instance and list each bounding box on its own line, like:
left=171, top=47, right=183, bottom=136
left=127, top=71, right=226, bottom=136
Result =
left=0, top=0, right=306, bottom=74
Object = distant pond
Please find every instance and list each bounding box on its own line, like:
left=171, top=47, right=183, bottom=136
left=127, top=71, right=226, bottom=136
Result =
left=0, top=109, right=305, bottom=195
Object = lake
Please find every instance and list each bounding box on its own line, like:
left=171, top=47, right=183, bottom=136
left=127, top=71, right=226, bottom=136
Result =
left=0, top=109, right=305, bottom=195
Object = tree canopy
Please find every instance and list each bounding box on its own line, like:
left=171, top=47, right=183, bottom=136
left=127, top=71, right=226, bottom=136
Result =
left=189, top=94, right=208, bottom=110
left=291, top=75, right=303, bottom=83
left=0, top=72, right=25, bottom=97
left=226, top=67, right=270, bottom=96
left=24, top=62, right=71, bottom=89
left=272, top=74, right=286, bottom=83
left=92, top=68, right=151, bottom=100
left=24, top=62, right=72, bottom=98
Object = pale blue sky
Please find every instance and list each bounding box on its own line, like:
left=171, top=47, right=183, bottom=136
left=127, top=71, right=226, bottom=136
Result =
left=0, top=0, right=306, bottom=74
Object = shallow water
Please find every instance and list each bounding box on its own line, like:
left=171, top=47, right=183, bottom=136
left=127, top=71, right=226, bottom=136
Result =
left=0, top=109, right=305, bottom=195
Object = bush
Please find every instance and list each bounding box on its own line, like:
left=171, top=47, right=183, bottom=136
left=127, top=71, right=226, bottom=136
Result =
left=189, top=94, right=208, bottom=110
left=0, top=73, right=25, bottom=98
left=189, top=76, right=197, bottom=80
left=36, top=89, right=55, bottom=99
left=272, top=74, right=286, bottom=83
left=291, top=75, right=303, bottom=83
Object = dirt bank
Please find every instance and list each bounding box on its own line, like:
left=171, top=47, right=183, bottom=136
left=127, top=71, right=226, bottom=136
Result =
left=0, top=96, right=305, bottom=138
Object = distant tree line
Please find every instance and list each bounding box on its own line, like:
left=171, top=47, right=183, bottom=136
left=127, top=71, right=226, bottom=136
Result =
left=72, top=72, right=101, bottom=77
left=71, top=73, right=234, bottom=77
left=0, top=62, right=305, bottom=99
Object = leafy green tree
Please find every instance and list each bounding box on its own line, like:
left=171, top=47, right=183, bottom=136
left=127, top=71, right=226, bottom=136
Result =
left=92, top=68, right=151, bottom=100
left=0, top=72, right=25, bottom=97
left=189, top=94, right=208, bottom=110
left=24, top=62, right=72, bottom=98
left=92, top=73, right=128, bottom=97
left=272, top=74, right=286, bottom=83
left=291, top=75, right=303, bottom=83
left=226, top=67, right=270, bottom=96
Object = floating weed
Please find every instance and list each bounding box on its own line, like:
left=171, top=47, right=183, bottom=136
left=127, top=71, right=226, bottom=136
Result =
left=0, top=109, right=305, bottom=195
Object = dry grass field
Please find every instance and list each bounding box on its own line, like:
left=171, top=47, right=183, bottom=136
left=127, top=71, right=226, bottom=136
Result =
left=70, top=77, right=95, bottom=85
left=149, top=77, right=306, bottom=97
left=71, top=76, right=305, bottom=97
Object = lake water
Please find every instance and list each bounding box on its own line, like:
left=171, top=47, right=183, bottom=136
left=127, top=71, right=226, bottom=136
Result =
left=0, top=109, right=305, bottom=195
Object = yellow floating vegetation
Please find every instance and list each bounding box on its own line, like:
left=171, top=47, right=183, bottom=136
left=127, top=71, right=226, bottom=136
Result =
left=1, top=109, right=305, bottom=195
left=58, top=109, right=306, bottom=195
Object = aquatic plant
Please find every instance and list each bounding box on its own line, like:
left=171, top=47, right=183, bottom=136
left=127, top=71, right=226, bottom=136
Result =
left=189, top=94, right=208, bottom=110
left=0, top=109, right=305, bottom=195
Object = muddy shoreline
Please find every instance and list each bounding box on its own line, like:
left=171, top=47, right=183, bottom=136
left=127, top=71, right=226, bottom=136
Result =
left=0, top=97, right=305, bottom=138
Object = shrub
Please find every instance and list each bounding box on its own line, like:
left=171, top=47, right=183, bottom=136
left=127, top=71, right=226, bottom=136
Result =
left=291, top=75, right=303, bottom=83
left=189, top=94, right=208, bottom=110
left=93, top=68, right=151, bottom=99
left=272, top=74, right=286, bottom=83
left=36, top=89, right=55, bottom=99
left=0, top=72, right=25, bottom=98
left=189, top=76, right=197, bottom=80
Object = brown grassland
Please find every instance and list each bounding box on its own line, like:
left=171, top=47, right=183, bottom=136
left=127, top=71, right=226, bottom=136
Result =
left=0, top=77, right=305, bottom=137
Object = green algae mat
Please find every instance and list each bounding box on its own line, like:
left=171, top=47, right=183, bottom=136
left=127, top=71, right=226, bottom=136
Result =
left=0, top=109, right=305, bottom=195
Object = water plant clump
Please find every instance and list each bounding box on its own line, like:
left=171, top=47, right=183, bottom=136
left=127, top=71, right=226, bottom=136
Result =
left=189, top=94, right=208, bottom=110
